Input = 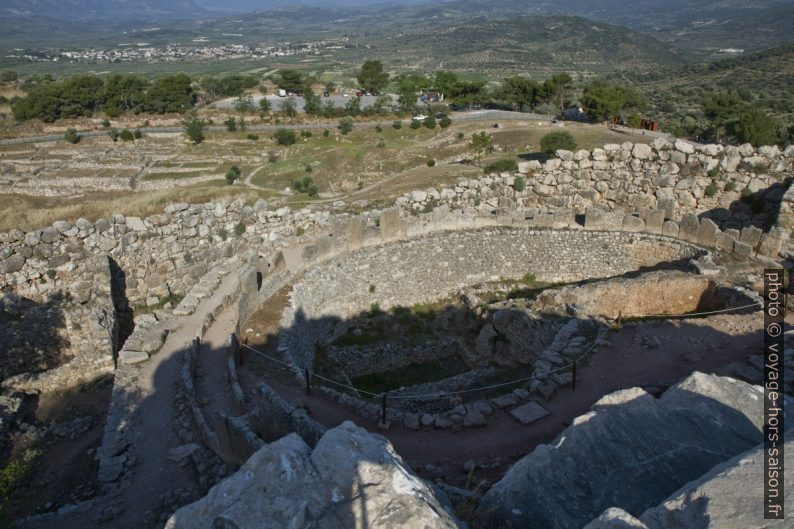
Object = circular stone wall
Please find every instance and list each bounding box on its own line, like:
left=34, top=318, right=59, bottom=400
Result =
left=280, top=227, right=705, bottom=370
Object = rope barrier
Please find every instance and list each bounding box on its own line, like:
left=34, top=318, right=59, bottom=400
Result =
left=239, top=300, right=761, bottom=403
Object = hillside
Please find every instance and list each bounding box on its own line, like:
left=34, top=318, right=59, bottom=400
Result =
left=0, top=0, right=207, bottom=22
left=611, top=44, right=794, bottom=138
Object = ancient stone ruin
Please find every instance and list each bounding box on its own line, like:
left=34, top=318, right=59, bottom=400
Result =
left=2, top=138, right=793, bottom=528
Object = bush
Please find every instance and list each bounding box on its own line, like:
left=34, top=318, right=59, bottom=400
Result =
left=375, top=125, right=382, bottom=133
left=707, top=168, right=720, bottom=178
left=484, top=158, right=519, bottom=174
left=274, top=128, right=296, bottom=146
left=267, top=150, right=277, bottom=163
left=724, top=181, right=737, bottom=192
left=540, top=131, right=577, bottom=155
left=101, top=118, right=111, bottom=128
left=224, top=116, right=237, bottom=132
left=300, top=130, right=312, bottom=138
left=378, top=138, right=386, bottom=148
left=225, top=165, right=241, bottom=185
left=182, top=113, right=205, bottom=144
left=133, top=129, right=143, bottom=139
left=393, top=120, right=402, bottom=129
left=514, top=175, right=526, bottom=192
left=247, top=133, right=259, bottom=141
left=293, top=174, right=319, bottom=197
left=119, top=129, right=134, bottom=141
left=426, top=158, right=436, bottom=167
left=323, top=129, right=330, bottom=137
left=234, top=223, right=246, bottom=236
left=64, top=128, right=80, bottom=144
left=219, top=228, right=228, bottom=241
left=423, top=115, right=436, bottom=129
left=409, top=120, right=422, bottom=130
left=704, top=181, right=719, bottom=197
left=439, top=115, right=452, bottom=128
left=338, top=116, right=354, bottom=135
left=107, top=128, right=119, bottom=142
left=457, top=132, right=464, bottom=139
left=304, top=164, right=313, bottom=172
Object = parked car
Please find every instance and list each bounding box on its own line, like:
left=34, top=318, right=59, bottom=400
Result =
left=323, top=91, right=330, bottom=97
left=276, top=89, right=287, bottom=97
left=343, top=92, right=350, bottom=97
left=412, top=114, right=427, bottom=121
left=355, top=90, right=365, bottom=97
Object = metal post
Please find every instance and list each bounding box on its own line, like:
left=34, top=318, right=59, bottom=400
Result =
left=242, top=336, right=247, bottom=366
left=305, top=369, right=311, bottom=396
left=381, top=394, right=387, bottom=424
left=572, top=361, right=577, bottom=391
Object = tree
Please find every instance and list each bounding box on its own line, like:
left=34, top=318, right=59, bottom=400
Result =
left=104, top=73, right=148, bottom=113
left=0, top=70, right=18, bottom=83
left=107, top=128, right=119, bottom=142
left=423, top=114, right=436, bottom=129
left=581, top=80, right=645, bottom=122
left=279, top=97, right=298, bottom=119
left=234, top=94, right=254, bottom=113
left=731, top=106, right=777, bottom=147
left=274, top=129, right=297, bottom=146
left=64, top=128, right=80, bottom=144
left=500, top=76, right=541, bottom=112
left=119, top=129, right=134, bottom=141
left=357, top=60, right=389, bottom=93
left=540, top=131, right=577, bottom=155
left=225, top=116, right=237, bottom=132
left=182, top=113, right=205, bottom=144
left=439, top=115, right=452, bottom=128
left=371, top=93, right=393, bottom=114
left=225, top=165, right=241, bottom=185
left=273, top=70, right=304, bottom=93
left=469, top=132, right=493, bottom=166
left=344, top=96, right=362, bottom=116
left=259, top=97, right=271, bottom=114
left=325, top=82, right=336, bottom=94
left=143, top=74, right=194, bottom=114
left=702, top=90, right=744, bottom=143
left=338, top=116, right=354, bottom=135
left=303, top=83, right=322, bottom=115
left=542, top=73, right=573, bottom=113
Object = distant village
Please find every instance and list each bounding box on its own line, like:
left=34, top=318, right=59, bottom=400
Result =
left=4, top=38, right=359, bottom=64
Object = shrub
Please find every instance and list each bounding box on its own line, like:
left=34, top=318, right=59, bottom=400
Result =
left=101, top=118, right=111, bottom=128
left=426, top=158, right=436, bottom=167
left=274, top=128, right=296, bottom=146
left=393, top=120, right=402, bottom=129
left=64, top=128, right=80, bottom=144
left=338, top=116, right=354, bottom=135
left=219, top=228, right=228, bottom=241
left=378, top=139, right=386, bottom=148
left=323, top=129, right=330, bottom=137
left=753, top=163, right=768, bottom=174
left=724, top=181, right=737, bottom=192
left=225, top=165, right=241, bottom=185
left=520, top=273, right=537, bottom=285
left=304, top=164, right=313, bottom=172
left=457, top=132, right=464, bottom=139
left=704, top=181, right=720, bottom=197
left=300, top=130, right=312, bottom=138
left=267, top=150, right=277, bottom=163
left=107, top=128, right=119, bottom=142
left=439, top=115, right=452, bottom=128
left=234, top=223, right=246, bottom=236
left=409, top=120, right=422, bottom=129
left=540, top=131, right=577, bottom=155
left=293, top=174, right=319, bottom=197
left=514, top=175, right=526, bottom=192
left=707, top=167, right=720, bottom=178
left=247, top=133, right=259, bottom=141
left=119, top=129, right=134, bottom=141
left=375, top=125, right=382, bottom=133
left=423, top=115, right=436, bottom=129
left=182, top=114, right=205, bottom=144
left=224, top=116, right=237, bottom=132
left=133, top=129, right=143, bottom=139
left=296, top=227, right=305, bottom=236
left=484, top=158, right=519, bottom=174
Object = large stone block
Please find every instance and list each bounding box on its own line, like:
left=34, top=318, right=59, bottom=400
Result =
left=623, top=215, right=645, bottom=232
left=662, top=220, right=680, bottom=238
left=379, top=207, right=404, bottom=241
left=739, top=226, right=763, bottom=247
left=678, top=212, right=701, bottom=243
left=645, top=210, right=665, bottom=235
left=697, top=218, right=719, bottom=248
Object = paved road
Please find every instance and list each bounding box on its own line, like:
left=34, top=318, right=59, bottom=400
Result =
left=0, top=110, right=554, bottom=146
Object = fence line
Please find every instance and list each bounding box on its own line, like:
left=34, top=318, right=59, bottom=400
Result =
left=239, top=299, right=762, bottom=405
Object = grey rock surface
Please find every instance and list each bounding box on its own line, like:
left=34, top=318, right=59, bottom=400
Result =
left=585, top=429, right=794, bottom=529
left=475, top=373, right=768, bottom=529
left=165, top=421, right=462, bottom=529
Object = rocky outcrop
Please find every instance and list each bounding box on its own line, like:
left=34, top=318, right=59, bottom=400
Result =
left=164, top=421, right=462, bottom=529
left=584, top=429, right=794, bottom=529
left=475, top=372, right=770, bottom=529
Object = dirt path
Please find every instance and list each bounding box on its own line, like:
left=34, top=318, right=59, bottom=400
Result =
left=195, top=302, right=243, bottom=421
left=241, top=305, right=775, bottom=487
